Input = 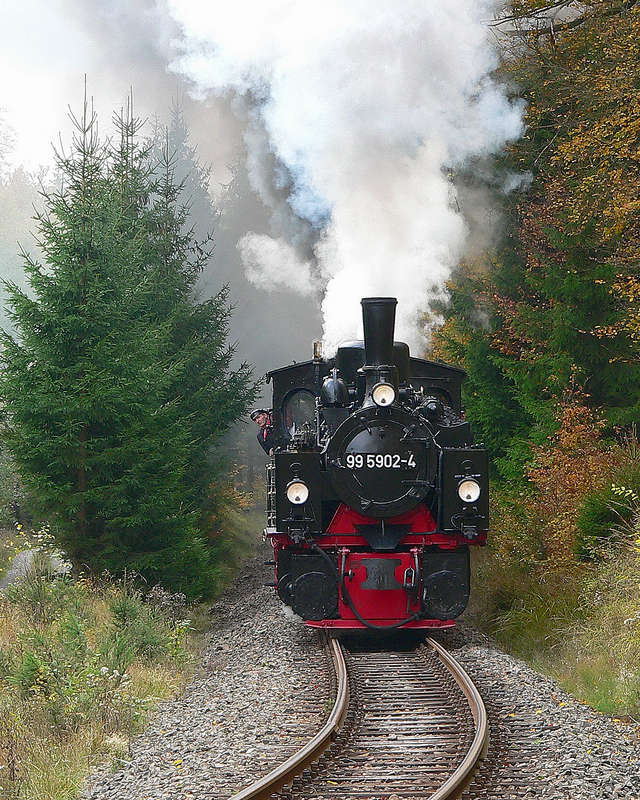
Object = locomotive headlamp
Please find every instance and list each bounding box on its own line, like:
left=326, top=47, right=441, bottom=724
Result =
left=371, top=382, right=396, bottom=407
left=458, top=479, right=481, bottom=503
left=286, top=480, right=309, bottom=505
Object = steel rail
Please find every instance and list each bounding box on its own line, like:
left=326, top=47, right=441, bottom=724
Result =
left=427, top=636, right=490, bottom=799
left=229, top=636, right=487, bottom=800
left=228, top=637, right=348, bottom=800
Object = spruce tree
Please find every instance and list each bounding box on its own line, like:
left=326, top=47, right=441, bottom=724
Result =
left=144, top=109, right=257, bottom=519
left=0, top=99, right=255, bottom=595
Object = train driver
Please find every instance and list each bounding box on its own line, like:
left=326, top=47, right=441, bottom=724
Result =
left=251, top=409, right=280, bottom=455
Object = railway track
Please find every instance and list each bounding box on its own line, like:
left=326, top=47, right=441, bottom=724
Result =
left=230, top=636, right=488, bottom=800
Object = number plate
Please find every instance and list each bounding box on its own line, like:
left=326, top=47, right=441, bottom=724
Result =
left=345, top=452, right=417, bottom=469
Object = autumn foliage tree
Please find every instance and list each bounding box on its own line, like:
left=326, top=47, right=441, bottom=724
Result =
left=435, top=1, right=640, bottom=476
left=431, top=2, right=640, bottom=608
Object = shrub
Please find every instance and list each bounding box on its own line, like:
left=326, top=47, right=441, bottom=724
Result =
left=575, top=451, right=640, bottom=559
left=0, top=565, right=200, bottom=796
left=575, top=485, right=622, bottom=559
left=5, top=573, right=84, bottom=627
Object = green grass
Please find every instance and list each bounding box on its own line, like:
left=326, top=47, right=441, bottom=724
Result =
left=469, top=544, right=640, bottom=717
left=0, top=503, right=263, bottom=799
left=548, top=656, right=640, bottom=716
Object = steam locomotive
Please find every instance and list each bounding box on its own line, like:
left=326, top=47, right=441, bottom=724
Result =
left=264, top=297, right=488, bottom=630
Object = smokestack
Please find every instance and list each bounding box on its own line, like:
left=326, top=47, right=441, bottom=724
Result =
left=361, top=297, right=397, bottom=367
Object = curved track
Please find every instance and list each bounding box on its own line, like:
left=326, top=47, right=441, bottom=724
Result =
left=229, top=636, right=488, bottom=800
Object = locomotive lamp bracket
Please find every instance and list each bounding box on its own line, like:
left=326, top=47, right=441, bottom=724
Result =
left=402, top=567, right=416, bottom=589
left=451, top=508, right=483, bottom=539
left=286, top=526, right=311, bottom=545
left=283, top=511, right=315, bottom=525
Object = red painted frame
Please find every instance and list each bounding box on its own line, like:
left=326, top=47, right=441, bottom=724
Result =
left=266, top=502, right=486, bottom=630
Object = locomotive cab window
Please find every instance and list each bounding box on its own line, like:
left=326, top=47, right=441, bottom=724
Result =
left=282, top=389, right=316, bottom=436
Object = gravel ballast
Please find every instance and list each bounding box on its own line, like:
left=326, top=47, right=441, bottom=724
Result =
left=84, top=548, right=640, bottom=800
left=437, top=626, right=640, bottom=800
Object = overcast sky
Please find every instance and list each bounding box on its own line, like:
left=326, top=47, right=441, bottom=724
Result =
left=0, top=0, right=242, bottom=190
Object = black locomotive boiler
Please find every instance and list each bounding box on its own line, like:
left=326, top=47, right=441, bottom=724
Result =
left=263, top=297, right=488, bottom=630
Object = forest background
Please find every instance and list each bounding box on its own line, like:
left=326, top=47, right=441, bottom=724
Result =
left=434, top=0, right=640, bottom=716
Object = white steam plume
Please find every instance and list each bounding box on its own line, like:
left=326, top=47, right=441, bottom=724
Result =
left=239, top=234, right=315, bottom=296
left=167, top=1, right=523, bottom=353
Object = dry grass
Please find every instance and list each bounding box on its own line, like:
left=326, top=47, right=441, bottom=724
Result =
left=469, top=534, right=640, bottom=718
left=536, top=548, right=640, bottom=716
left=465, top=423, right=640, bottom=718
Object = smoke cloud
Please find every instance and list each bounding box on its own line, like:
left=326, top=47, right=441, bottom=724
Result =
left=167, top=0, right=523, bottom=353
left=239, top=234, right=316, bottom=296
left=0, top=0, right=242, bottom=184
